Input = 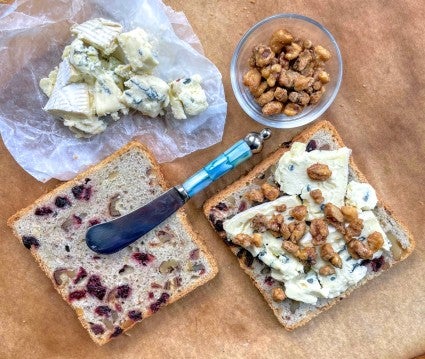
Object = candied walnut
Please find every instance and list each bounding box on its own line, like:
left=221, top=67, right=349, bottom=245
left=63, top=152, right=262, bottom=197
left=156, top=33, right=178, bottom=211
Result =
left=314, top=45, right=331, bottom=61
left=278, top=52, right=290, bottom=69
left=271, top=63, right=282, bottom=73
left=320, top=243, right=342, bottom=268
left=282, top=240, right=299, bottom=254
left=310, top=218, right=329, bottom=245
left=272, top=287, right=286, bottom=302
left=367, top=231, right=384, bottom=252
left=288, top=221, right=306, bottom=243
left=245, top=188, right=264, bottom=203
left=288, top=91, right=300, bottom=103
left=280, top=222, right=291, bottom=240
left=254, top=44, right=275, bottom=67
left=320, top=243, right=335, bottom=261
left=348, top=239, right=373, bottom=260
left=319, top=265, right=335, bottom=276
left=251, top=233, right=263, bottom=247
left=324, top=203, right=344, bottom=223
left=293, top=50, right=313, bottom=71
left=313, top=81, right=322, bottom=91
left=341, top=206, right=358, bottom=222
left=233, top=233, right=251, bottom=247
left=294, top=75, right=313, bottom=91
left=262, top=101, right=283, bottom=115
left=267, top=214, right=284, bottom=234
left=266, top=75, right=277, bottom=88
left=261, top=182, right=280, bottom=201
left=269, top=29, right=294, bottom=53
left=256, top=90, right=275, bottom=106
left=330, top=254, right=342, bottom=268
left=310, top=189, right=324, bottom=204
left=261, top=66, right=271, bottom=79
left=243, top=68, right=261, bottom=89
left=297, top=91, right=310, bottom=106
left=251, top=214, right=268, bottom=232
left=285, top=42, right=302, bottom=60
left=307, top=163, right=332, bottom=180
left=278, top=69, right=298, bottom=88
left=251, top=81, right=268, bottom=97
left=283, top=103, right=302, bottom=116
left=303, top=39, right=313, bottom=49
left=309, top=89, right=324, bottom=104
left=296, top=246, right=317, bottom=264
left=318, top=70, right=330, bottom=84
left=275, top=204, right=287, bottom=212
left=290, top=205, right=307, bottom=221
left=274, top=87, right=288, bottom=102
left=344, top=218, right=364, bottom=242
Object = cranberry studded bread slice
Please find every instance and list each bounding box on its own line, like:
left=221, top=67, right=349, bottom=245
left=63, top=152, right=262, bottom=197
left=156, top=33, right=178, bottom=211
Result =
left=203, top=120, right=414, bottom=330
left=8, top=141, right=217, bottom=345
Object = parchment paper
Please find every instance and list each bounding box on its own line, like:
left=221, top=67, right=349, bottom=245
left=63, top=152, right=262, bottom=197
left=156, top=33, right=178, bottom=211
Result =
left=0, top=0, right=227, bottom=182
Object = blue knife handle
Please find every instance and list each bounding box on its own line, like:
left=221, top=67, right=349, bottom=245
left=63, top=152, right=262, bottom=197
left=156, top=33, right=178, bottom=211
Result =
left=182, top=139, right=252, bottom=198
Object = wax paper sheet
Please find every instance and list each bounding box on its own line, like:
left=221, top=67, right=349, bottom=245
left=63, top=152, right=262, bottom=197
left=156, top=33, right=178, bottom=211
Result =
left=0, top=0, right=227, bottom=182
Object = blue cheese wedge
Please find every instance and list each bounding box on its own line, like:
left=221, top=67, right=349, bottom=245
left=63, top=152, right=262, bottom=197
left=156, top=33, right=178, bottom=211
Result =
left=117, top=28, right=158, bottom=73
left=169, top=74, right=208, bottom=119
left=71, top=18, right=122, bottom=56
left=93, top=73, right=126, bottom=118
left=68, top=39, right=102, bottom=81
left=121, top=75, right=169, bottom=118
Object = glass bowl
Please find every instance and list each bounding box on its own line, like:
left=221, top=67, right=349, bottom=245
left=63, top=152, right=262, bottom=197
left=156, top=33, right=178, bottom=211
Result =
left=230, top=13, right=342, bottom=128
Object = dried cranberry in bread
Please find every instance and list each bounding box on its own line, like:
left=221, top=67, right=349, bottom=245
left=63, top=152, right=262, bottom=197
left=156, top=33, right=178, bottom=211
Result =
left=203, top=120, right=414, bottom=330
left=8, top=141, right=217, bottom=345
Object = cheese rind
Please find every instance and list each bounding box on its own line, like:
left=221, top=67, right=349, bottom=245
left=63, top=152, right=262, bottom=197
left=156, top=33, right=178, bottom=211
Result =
left=71, top=18, right=122, bottom=55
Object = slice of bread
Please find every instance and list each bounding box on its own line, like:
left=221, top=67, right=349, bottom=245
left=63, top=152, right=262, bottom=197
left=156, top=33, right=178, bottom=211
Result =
left=8, top=141, right=218, bottom=345
left=203, top=120, right=414, bottom=330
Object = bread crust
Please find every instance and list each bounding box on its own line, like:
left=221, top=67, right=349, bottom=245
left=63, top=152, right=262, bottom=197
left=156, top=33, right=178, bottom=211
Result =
left=203, top=120, right=415, bottom=330
left=8, top=140, right=218, bottom=345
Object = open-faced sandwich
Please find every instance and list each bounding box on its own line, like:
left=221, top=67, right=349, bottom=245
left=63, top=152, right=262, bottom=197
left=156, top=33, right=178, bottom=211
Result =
left=204, top=120, right=414, bottom=329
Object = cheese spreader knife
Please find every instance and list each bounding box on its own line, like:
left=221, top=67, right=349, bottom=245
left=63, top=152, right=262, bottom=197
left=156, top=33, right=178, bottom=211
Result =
left=86, top=129, right=271, bottom=254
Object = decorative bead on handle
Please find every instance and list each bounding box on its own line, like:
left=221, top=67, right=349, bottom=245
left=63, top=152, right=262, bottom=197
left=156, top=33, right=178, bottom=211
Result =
left=182, top=129, right=271, bottom=198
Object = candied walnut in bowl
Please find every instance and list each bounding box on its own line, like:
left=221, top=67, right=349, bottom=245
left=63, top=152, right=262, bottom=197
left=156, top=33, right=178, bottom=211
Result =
left=231, top=14, right=342, bottom=129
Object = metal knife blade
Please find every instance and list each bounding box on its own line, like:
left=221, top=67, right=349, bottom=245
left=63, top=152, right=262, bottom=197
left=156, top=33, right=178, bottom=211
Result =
left=86, top=187, right=186, bottom=254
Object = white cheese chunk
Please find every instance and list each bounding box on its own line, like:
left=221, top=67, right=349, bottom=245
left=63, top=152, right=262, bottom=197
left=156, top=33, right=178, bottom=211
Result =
left=71, top=18, right=122, bottom=55
left=169, top=74, right=209, bottom=119
left=93, top=72, right=126, bottom=117
left=274, top=142, right=351, bottom=209
left=44, top=83, right=92, bottom=118
left=39, top=67, right=58, bottom=97
left=121, top=75, right=169, bottom=118
left=117, top=28, right=158, bottom=73
left=114, top=64, right=134, bottom=80
left=346, top=181, right=378, bottom=210
left=64, top=116, right=107, bottom=138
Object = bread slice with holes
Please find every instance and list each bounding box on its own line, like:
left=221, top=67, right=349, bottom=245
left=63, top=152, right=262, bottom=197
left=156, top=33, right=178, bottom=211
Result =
left=203, top=120, right=414, bottom=330
left=8, top=141, right=217, bottom=345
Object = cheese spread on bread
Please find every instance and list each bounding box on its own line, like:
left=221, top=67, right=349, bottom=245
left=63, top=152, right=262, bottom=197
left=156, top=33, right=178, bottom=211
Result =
left=223, top=143, right=392, bottom=304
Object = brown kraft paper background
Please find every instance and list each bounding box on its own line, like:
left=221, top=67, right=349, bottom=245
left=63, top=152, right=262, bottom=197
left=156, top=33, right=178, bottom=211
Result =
left=1, top=0, right=424, bottom=358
